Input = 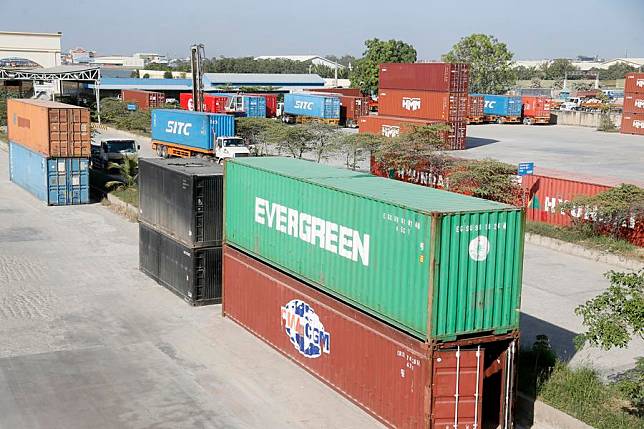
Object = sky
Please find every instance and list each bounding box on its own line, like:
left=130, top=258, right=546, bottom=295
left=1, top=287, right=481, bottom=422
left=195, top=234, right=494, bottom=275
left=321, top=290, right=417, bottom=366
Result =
left=3, top=0, right=644, bottom=60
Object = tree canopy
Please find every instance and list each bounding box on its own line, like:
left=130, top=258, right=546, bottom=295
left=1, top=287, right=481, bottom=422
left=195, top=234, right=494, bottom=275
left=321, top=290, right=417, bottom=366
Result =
left=349, top=38, right=417, bottom=95
left=442, top=34, right=515, bottom=94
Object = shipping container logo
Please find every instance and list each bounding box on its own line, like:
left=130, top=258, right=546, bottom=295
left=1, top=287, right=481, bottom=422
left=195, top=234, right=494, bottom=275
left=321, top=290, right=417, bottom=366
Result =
left=381, top=125, right=400, bottom=137
left=469, top=235, right=490, bottom=261
left=281, top=300, right=331, bottom=358
left=401, top=97, right=421, bottom=111
left=294, top=100, right=314, bottom=110
left=165, top=120, right=192, bottom=136
left=634, top=120, right=644, bottom=129
left=484, top=100, right=496, bottom=109
left=635, top=99, right=644, bottom=109
left=637, top=79, right=644, bottom=88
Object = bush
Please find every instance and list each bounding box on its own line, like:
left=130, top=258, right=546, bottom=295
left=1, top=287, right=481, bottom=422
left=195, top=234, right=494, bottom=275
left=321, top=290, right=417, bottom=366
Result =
left=448, top=159, right=521, bottom=204
left=99, top=98, right=151, bottom=133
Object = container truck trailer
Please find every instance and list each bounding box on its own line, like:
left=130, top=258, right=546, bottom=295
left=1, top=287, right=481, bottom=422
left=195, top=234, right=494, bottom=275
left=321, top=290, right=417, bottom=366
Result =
left=282, top=93, right=340, bottom=125
left=150, top=109, right=249, bottom=162
left=521, top=96, right=551, bottom=125
left=476, top=95, right=523, bottom=124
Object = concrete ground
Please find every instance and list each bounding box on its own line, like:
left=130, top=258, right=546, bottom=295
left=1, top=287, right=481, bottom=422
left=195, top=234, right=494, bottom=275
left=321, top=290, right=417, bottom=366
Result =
left=462, top=124, right=644, bottom=184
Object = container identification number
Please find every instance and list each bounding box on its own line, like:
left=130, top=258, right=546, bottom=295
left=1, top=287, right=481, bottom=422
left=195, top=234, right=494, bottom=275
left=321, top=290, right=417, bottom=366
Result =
left=455, top=222, right=506, bottom=233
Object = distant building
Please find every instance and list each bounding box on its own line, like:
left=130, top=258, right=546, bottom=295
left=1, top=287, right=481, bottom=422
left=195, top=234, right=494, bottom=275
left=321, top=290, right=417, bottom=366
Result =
left=255, top=55, right=343, bottom=69
left=514, top=57, right=644, bottom=71
left=134, top=52, right=168, bottom=65
left=92, top=55, right=145, bottom=68
left=69, top=47, right=95, bottom=64
left=0, top=31, right=61, bottom=68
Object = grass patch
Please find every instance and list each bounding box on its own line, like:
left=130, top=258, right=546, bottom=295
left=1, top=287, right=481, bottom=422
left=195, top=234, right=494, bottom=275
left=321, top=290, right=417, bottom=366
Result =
left=538, top=362, right=642, bottom=429
left=111, top=187, right=138, bottom=207
left=0, top=130, right=7, bottom=143
left=525, top=221, right=643, bottom=261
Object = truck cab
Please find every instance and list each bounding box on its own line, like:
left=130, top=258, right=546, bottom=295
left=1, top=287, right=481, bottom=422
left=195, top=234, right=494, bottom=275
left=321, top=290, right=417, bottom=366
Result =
left=91, top=139, right=139, bottom=170
left=215, top=136, right=250, bottom=162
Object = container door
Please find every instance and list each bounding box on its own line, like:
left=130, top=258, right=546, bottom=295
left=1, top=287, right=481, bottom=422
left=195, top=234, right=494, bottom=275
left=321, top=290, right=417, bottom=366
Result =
left=47, top=159, right=67, bottom=205
left=499, top=341, right=517, bottom=429
left=432, top=347, right=484, bottom=429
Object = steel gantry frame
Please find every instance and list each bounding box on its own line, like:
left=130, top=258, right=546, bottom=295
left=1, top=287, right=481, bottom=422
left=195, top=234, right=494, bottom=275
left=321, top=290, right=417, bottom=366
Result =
left=0, top=66, right=102, bottom=122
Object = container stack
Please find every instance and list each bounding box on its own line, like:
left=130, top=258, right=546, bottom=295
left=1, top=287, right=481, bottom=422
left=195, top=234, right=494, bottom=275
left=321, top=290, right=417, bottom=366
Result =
left=621, top=72, right=644, bottom=136
left=138, top=158, right=224, bottom=305
left=359, top=62, right=469, bottom=150
left=222, top=156, right=523, bottom=428
left=7, top=99, right=91, bottom=205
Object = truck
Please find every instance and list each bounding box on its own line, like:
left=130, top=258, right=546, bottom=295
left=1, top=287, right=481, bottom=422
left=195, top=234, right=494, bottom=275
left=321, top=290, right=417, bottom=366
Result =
left=521, top=96, right=551, bottom=125
left=90, top=139, right=139, bottom=170
left=282, top=93, right=340, bottom=125
left=150, top=109, right=250, bottom=162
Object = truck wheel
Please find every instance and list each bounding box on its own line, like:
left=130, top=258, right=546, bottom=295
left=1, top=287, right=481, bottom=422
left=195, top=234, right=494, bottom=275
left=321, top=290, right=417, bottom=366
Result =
left=161, top=146, right=168, bottom=158
left=156, top=145, right=163, bottom=157
left=496, top=118, right=504, bottom=124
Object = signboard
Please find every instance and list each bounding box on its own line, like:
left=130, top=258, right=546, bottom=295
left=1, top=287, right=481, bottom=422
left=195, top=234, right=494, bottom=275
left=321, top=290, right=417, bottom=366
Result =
left=127, top=103, right=137, bottom=111
left=518, top=162, right=534, bottom=176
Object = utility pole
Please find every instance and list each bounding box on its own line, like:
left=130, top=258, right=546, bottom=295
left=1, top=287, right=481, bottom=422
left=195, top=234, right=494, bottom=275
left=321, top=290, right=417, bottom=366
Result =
left=190, top=44, right=205, bottom=112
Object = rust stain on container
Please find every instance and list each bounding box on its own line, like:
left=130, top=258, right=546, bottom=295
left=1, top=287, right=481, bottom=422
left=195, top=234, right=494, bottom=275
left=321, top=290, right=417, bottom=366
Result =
left=222, top=245, right=518, bottom=428
left=7, top=99, right=91, bottom=157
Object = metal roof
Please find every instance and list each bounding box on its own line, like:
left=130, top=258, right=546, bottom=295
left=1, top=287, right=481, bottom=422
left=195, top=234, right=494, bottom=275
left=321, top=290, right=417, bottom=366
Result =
left=203, top=73, right=325, bottom=86
left=89, top=77, right=192, bottom=90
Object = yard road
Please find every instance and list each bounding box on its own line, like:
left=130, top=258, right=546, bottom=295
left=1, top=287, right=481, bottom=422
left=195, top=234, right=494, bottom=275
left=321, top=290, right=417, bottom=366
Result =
left=0, top=140, right=641, bottom=428
left=461, top=124, right=644, bottom=185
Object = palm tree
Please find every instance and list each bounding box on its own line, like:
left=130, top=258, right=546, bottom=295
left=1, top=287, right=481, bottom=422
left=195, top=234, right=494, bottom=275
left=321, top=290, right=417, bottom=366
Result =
left=105, top=155, right=138, bottom=190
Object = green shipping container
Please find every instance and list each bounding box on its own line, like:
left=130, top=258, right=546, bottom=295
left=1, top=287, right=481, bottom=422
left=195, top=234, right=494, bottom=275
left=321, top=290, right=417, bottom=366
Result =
left=225, top=157, right=524, bottom=341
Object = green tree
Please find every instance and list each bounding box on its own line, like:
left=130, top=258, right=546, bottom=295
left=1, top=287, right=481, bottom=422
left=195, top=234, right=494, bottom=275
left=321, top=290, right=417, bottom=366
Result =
left=304, top=122, right=340, bottom=162
left=339, top=133, right=383, bottom=170
left=349, top=38, right=417, bottom=95
left=235, top=117, right=275, bottom=155
left=592, top=63, right=638, bottom=80
left=264, top=124, right=311, bottom=159
left=530, top=77, right=542, bottom=88
left=575, top=270, right=644, bottom=350
left=442, top=34, right=515, bottom=94
left=374, top=124, right=449, bottom=172
left=142, top=73, right=150, bottom=79
left=163, top=71, right=173, bottom=79
left=130, top=70, right=139, bottom=78
left=544, top=58, right=579, bottom=80
left=515, top=65, right=544, bottom=81
left=449, top=159, right=521, bottom=204
left=105, top=155, right=139, bottom=190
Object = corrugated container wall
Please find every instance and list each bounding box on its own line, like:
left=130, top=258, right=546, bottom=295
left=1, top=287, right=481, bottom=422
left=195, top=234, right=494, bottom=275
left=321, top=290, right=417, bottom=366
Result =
left=358, top=115, right=466, bottom=150
left=521, top=174, right=611, bottom=226
left=138, top=158, right=224, bottom=247
left=624, top=72, right=644, bottom=94
left=224, top=157, right=524, bottom=341
left=468, top=96, right=484, bottom=117
left=139, top=223, right=221, bottom=305
left=223, top=246, right=518, bottom=429
left=379, top=63, right=469, bottom=93
left=623, top=94, right=644, bottom=114
left=340, top=95, right=369, bottom=126
left=521, top=96, right=551, bottom=118
left=9, top=142, right=89, bottom=205
left=121, top=89, right=166, bottom=110
left=478, top=95, right=523, bottom=117
left=621, top=112, right=644, bottom=136
left=239, top=95, right=267, bottom=118
left=7, top=99, right=91, bottom=157
left=179, top=93, right=228, bottom=113
left=151, top=110, right=235, bottom=150
left=378, top=89, right=468, bottom=122
left=248, top=94, right=278, bottom=118
left=283, top=93, right=340, bottom=119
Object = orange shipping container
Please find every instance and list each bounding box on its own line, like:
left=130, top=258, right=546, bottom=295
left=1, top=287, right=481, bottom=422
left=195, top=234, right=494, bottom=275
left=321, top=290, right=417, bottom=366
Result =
left=623, top=94, right=644, bottom=114
left=624, top=72, right=644, bottom=94
left=378, top=89, right=467, bottom=122
left=7, top=99, right=91, bottom=157
left=121, top=89, right=166, bottom=111
left=621, top=112, right=644, bottom=136
left=358, top=115, right=466, bottom=150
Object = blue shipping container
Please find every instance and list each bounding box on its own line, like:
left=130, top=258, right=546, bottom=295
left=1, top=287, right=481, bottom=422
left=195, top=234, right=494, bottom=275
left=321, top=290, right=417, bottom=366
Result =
left=9, top=142, right=89, bottom=205
left=476, top=95, right=523, bottom=116
left=242, top=95, right=266, bottom=118
left=284, top=93, right=340, bottom=119
left=151, top=109, right=235, bottom=151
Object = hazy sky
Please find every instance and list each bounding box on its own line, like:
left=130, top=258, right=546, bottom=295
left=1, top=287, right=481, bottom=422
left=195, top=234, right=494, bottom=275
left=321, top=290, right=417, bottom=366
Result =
left=4, top=0, right=644, bottom=60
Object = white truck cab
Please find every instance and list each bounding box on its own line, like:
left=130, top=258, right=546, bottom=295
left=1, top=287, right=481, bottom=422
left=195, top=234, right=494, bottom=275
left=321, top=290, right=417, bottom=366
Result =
left=215, top=136, right=250, bottom=162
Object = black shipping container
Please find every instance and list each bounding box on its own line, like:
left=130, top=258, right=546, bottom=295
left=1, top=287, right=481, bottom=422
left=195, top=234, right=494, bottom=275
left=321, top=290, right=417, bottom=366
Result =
left=139, top=222, right=222, bottom=305
left=139, top=158, right=223, bottom=248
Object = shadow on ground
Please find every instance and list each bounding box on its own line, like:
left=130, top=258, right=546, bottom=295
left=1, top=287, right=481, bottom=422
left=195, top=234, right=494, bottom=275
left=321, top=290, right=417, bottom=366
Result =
left=465, top=136, right=500, bottom=149
left=520, top=312, right=578, bottom=363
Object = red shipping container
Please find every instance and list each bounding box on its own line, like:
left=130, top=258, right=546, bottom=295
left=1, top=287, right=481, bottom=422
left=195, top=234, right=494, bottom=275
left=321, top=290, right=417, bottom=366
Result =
left=379, top=63, right=469, bottom=93
left=247, top=94, right=278, bottom=118
left=359, top=115, right=466, bottom=150
left=621, top=112, right=644, bottom=136
left=179, top=93, right=228, bottom=113
left=121, top=89, right=165, bottom=111
left=308, top=87, right=364, bottom=97
left=468, top=95, right=484, bottom=117
left=378, top=89, right=468, bottom=122
left=222, top=245, right=518, bottom=429
left=624, top=72, right=644, bottom=94
left=623, top=94, right=644, bottom=114
left=340, top=95, right=369, bottom=127
left=521, top=96, right=551, bottom=119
